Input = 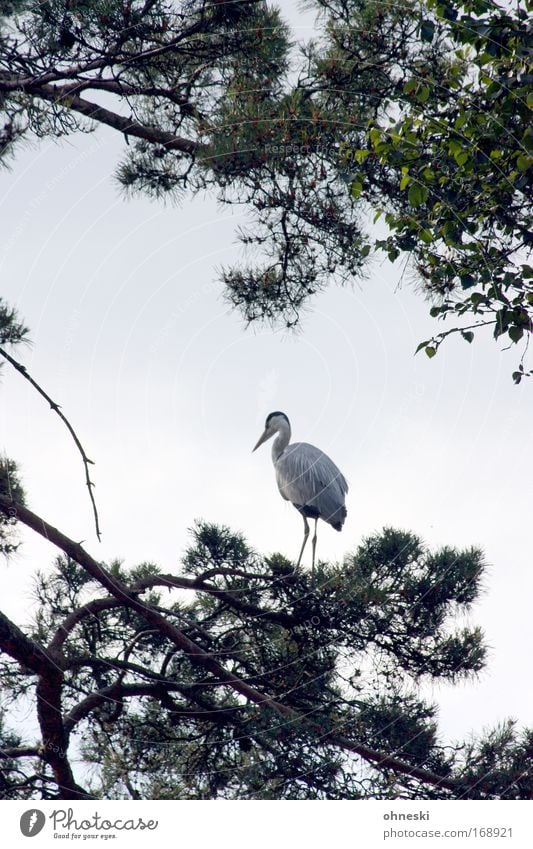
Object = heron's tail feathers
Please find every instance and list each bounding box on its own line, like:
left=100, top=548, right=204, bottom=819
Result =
left=328, top=505, right=347, bottom=532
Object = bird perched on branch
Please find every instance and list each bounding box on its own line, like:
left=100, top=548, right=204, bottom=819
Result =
left=253, top=411, right=348, bottom=576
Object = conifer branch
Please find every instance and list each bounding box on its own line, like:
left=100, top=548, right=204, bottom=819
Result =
left=0, top=345, right=102, bottom=541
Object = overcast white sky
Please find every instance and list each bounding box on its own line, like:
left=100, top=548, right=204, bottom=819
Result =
left=0, top=3, right=532, bottom=754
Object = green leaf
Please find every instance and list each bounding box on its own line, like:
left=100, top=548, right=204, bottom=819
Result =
left=425, top=346, right=437, bottom=358
left=508, top=326, right=524, bottom=344
left=454, top=150, right=470, bottom=166
left=416, top=86, right=430, bottom=103
left=461, top=331, right=474, bottom=343
left=403, top=79, right=418, bottom=95
left=369, top=128, right=382, bottom=148
left=420, top=19, right=435, bottom=42
left=351, top=181, right=363, bottom=199
left=408, top=184, right=429, bottom=206
left=460, top=274, right=475, bottom=289
left=523, top=129, right=533, bottom=152
left=441, top=221, right=459, bottom=244
left=448, top=139, right=462, bottom=156
left=420, top=228, right=433, bottom=244
left=354, top=149, right=371, bottom=164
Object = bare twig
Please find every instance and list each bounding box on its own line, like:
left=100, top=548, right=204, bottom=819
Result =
left=0, top=345, right=101, bottom=541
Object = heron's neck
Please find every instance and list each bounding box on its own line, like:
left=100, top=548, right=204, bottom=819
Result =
left=272, top=421, right=291, bottom=461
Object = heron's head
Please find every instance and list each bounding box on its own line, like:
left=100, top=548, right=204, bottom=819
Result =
left=252, top=411, right=290, bottom=452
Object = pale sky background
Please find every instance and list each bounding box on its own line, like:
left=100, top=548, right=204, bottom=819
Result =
left=0, top=3, right=532, bottom=756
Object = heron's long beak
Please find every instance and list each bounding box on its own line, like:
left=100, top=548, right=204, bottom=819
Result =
left=252, top=428, right=270, bottom=452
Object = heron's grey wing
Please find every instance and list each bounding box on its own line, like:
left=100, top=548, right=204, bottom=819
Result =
left=275, top=442, right=348, bottom=528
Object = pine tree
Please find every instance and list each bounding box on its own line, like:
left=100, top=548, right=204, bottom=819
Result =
left=2, top=1, right=530, bottom=369
left=0, top=507, right=531, bottom=799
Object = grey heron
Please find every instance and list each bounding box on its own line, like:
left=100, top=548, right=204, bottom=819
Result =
left=253, top=411, right=348, bottom=575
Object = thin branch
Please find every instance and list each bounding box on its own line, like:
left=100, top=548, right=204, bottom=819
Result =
left=433, top=319, right=496, bottom=347
left=64, top=680, right=123, bottom=733
left=48, top=597, right=125, bottom=652
left=52, top=77, right=196, bottom=108
left=48, top=574, right=298, bottom=654
left=0, top=345, right=101, bottom=541
left=64, top=681, right=243, bottom=734
left=138, top=574, right=299, bottom=627
left=0, top=5, right=223, bottom=92
left=196, top=565, right=274, bottom=582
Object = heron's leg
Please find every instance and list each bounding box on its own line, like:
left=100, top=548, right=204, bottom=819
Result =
left=311, top=518, right=318, bottom=579
left=296, top=514, right=310, bottom=567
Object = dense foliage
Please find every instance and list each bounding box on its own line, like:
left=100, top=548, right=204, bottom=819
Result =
left=348, top=0, right=533, bottom=373
left=1, top=1, right=531, bottom=371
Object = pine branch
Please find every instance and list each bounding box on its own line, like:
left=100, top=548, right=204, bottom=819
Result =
left=0, top=345, right=101, bottom=541
left=0, top=608, right=56, bottom=675
left=48, top=574, right=298, bottom=654
left=63, top=681, right=242, bottom=734
left=0, top=71, right=202, bottom=155
left=27, top=82, right=200, bottom=155
left=0, top=746, right=41, bottom=759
